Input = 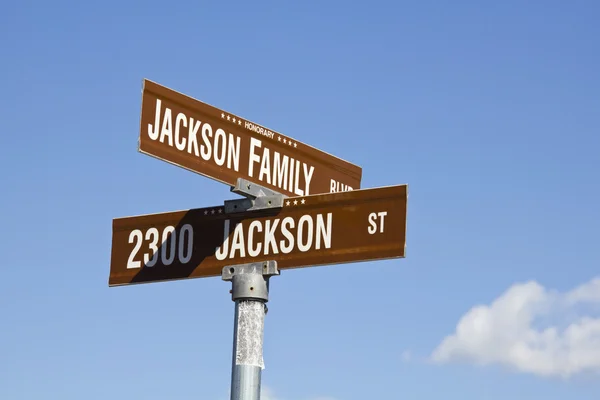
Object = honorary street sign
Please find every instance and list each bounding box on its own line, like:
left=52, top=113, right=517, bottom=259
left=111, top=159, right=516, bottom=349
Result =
left=109, top=184, right=407, bottom=286
left=139, top=79, right=363, bottom=197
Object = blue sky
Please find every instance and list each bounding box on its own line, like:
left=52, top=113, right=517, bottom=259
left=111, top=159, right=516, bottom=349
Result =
left=2, top=1, right=599, bottom=399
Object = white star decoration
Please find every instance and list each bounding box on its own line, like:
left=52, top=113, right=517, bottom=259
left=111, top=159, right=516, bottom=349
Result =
left=204, top=208, right=223, bottom=215
left=221, top=113, right=242, bottom=125
left=221, top=113, right=244, bottom=125
left=276, top=136, right=297, bottom=147
left=285, top=199, right=306, bottom=206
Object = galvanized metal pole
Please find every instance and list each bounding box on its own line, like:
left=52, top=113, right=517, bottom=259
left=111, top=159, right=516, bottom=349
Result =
left=221, top=179, right=284, bottom=400
left=222, top=261, right=279, bottom=400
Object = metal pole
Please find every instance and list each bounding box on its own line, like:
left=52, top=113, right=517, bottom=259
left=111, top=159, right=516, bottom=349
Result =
left=222, top=261, right=279, bottom=400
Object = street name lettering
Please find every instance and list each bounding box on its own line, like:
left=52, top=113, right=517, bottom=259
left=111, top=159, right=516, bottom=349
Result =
left=139, top=80, right=362, bottom=197
left=147, top=99, right=315, bottom=195
left=215, top=213, right=332, bottom=260
left=109, top=185, right=407, bottom=286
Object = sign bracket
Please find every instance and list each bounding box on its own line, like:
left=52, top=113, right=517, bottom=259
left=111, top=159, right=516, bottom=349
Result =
left=224, top=178, right=286, bottom=214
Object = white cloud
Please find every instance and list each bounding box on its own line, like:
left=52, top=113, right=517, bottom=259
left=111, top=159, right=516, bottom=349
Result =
left=565, top=277, right=600, bottom=304
left=431, top=276, right=600, bottom=378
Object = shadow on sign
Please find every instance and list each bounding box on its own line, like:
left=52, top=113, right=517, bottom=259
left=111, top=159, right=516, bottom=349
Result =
left=127, top=207, right=283, bottom=284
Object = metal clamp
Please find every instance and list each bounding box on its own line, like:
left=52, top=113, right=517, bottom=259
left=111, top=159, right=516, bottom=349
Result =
left=224, top=178, right=286, bottom=213
left=222, top=261, right=280, bottom=302
left=231, top=178, right=283, bottom=198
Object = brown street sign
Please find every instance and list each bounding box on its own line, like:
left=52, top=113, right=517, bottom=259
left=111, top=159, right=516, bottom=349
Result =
left=109, top=184, right=407, bottom=287
left=138, top=79, right=362, bottom=197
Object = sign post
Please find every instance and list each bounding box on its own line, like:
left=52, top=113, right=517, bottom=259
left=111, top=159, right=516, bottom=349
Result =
left=109, top=79, right=407, bottom=400
left=222, top=260, right=279, bottom=400
left=221, top=180, right=284, bottom=400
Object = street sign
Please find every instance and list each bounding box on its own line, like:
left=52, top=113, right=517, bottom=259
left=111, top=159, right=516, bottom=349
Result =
left=109, top=184, right=407, bottom=286
left=139, top=79, right=362, bottom=197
